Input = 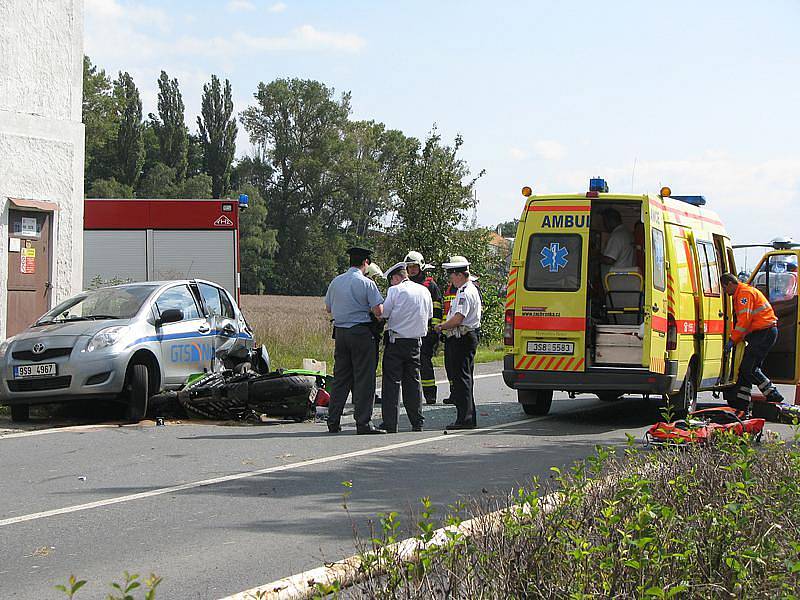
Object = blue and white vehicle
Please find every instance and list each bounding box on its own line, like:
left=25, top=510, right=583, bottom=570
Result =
left=0, top=280, right=255, bottom=422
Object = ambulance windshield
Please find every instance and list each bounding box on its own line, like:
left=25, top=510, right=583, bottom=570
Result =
left=525, top=233, right=582, bottom=291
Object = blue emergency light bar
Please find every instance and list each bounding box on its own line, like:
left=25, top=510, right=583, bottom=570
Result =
left=671, top=195, right=706, bottom=206
left=589, top=178, right=609, bottom=193
left=238, top=193, right=249, bottom=210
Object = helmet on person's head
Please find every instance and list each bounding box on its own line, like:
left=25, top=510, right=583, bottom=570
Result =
left=364, top=262, right=383, bottom=279
left=404, top=251, right=424, bottom=267
left=405, top=250, right=435, bottom=272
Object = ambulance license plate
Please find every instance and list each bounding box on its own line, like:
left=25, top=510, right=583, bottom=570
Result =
left=13, top=363, right=57, bottom=378
left=527, top=342, right=574, bottom=355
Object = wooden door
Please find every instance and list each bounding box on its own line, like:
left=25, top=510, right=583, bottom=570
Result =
left=6, top=210, right=52, bottom=336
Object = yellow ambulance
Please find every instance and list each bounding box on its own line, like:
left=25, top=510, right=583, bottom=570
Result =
left=502, top=178, right=800, bottom=416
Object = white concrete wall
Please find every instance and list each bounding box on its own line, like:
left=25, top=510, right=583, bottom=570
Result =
left=0, top=0, right=84, bottom=339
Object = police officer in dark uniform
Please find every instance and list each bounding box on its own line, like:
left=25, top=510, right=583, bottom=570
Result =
left=404, top=251, right=444, bottom=404
left=325, top=247, right=386, bottom=434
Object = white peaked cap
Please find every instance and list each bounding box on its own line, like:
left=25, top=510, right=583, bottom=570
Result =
left=442, top=255, right=470, bottom=270
left=384, top=261, right=408, bottom=279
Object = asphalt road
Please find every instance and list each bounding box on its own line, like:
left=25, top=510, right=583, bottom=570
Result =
left=0, top=362, right=796, bottom=599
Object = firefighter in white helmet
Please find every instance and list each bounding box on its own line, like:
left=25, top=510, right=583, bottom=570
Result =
left=434, top=256, right=482, bottom=429
left=404, top=251, right=444, bottom=404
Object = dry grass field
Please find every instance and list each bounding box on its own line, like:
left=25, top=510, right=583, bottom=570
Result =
left=241, top=295, right=334, bottom=370
left=241, top=295, right=504, bottom=372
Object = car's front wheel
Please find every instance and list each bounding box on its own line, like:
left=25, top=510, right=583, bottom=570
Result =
left=10, top=404, right=30, bottom=422
left=125, top=363, right=150, bottom=422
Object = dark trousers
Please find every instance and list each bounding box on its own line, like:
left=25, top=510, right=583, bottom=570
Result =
left=381, top=338, right=424, bottom=430
left=329, top=325, right=377, bottom=428
left=732, top=326, right=782, bottom=409
left=444, top=331, right=479, bottom=425
left=420, top=331, right=439, bottom=401
left=442, top=334, right=454, bottom=396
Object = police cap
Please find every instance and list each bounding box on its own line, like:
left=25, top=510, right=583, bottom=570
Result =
left=442, top=255, right=470, bottom=273
left=347, top=246, right=374, bottom=261
left=384, top=261, right=408, bottom=280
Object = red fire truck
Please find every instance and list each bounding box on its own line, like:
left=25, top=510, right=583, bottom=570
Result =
left=83, top=197, right=246, bottom=299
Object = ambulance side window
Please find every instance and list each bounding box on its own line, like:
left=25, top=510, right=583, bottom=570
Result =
left=525, top=234, right=582, bottom=291
left=651, top=229, right=665, bottom=291
left=697, top=241, right=720, bottom=296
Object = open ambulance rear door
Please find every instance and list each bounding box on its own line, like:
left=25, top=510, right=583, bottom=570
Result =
left=747, top=249, right=800, bottom=384
left=643, top=199, right=668, bottom=375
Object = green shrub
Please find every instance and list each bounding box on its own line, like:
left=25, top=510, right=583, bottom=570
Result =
left=345, top=433, right=800, bottom=599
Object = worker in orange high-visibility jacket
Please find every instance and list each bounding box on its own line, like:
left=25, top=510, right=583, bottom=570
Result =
left=721, top=272, right=784, bottom=410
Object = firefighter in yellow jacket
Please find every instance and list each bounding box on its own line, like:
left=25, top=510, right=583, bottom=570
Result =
left=404, top=251, right=443, bottom=404
left=721, top=272, right=784, bottom=410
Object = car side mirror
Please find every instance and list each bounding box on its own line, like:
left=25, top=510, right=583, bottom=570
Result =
left=157, top=308, right=184, bottom=326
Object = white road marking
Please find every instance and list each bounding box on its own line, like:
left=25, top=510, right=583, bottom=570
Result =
left=0, top=413, right=538, bottom=529
left=434, top=371, right=503, bottom=386
left=0, top=423, right=123, bottom=440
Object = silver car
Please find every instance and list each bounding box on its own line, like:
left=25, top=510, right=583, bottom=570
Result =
left=0, top=280, right=254, bottom=422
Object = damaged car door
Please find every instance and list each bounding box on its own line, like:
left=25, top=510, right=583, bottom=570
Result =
left=153, top=284, right=213, bottom=385
left=196, top=281, right=246, bottom=366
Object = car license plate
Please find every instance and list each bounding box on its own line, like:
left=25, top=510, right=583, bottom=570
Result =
left=527, top=341, right=574, bottom=355
left=13, top=363, right=57, bottom=378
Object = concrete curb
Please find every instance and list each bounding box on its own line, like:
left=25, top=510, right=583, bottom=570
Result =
left=218, top=492, right=562, bottom=600
left=218, top=456, right=665, bottom=600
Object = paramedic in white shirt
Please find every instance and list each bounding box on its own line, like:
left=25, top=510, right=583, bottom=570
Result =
left=600, top=208, right=636, bottom=277
left=434, top=256, right=482, bottom=430
left=379, top=262, right=433, bottom=432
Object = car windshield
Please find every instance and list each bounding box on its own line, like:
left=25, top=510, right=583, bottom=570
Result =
left=36, top=285, right=158, bottom=325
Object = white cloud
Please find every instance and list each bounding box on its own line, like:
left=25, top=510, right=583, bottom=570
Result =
left=173, top=25, right=366, bottom=57
left=227, top=0, right=256, bottom=11
left=562, top=155, right=800, bottom=246
left=268, top=2, right=288, bottom=13
left=532, top=140, right=567, bottom=161
left=509, top=147, right=528, bottom=161
left=85, top=0, right=170, bottom=32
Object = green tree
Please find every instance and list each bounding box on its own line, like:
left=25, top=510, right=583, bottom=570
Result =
left=186, top=133, right=205, bottom=177
left=498, top=219, right=519, bottom=237
left=112, top=71, right=145, bottom=188
left=87, top=177, right=134, bottom=199
left=448, top=227, right=507, bottom=343
left=240, top=78, right=352, bottom=294
left=149, top=71, right=188, bottom=179
left=177, top=174, right=213, bottom=198
left=197, top=75, right=237, bottom=198
left=336, top=120, right=405, bottom=238
left=139, top=122, right=162, bottom=185
left=234, top=183, right=278, bottom=293
left=82, top=56, right=118, bottom=186
left=231, top=154, right=273, bottom=198
left=383, top=126, right=485, bottom=268
left=137, top=162, right=178, bottom=198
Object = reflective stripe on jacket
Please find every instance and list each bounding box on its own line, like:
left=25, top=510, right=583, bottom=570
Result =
left=443, top=283, right=457, bottom=317
left=732, top=282, right=777, bottom=343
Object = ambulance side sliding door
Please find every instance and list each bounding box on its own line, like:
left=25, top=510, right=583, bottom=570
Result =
left=747, top=251, right=800, bottom=384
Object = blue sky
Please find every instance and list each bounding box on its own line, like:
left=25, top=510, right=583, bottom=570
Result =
left=85, top=0, right=800, bottom=260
